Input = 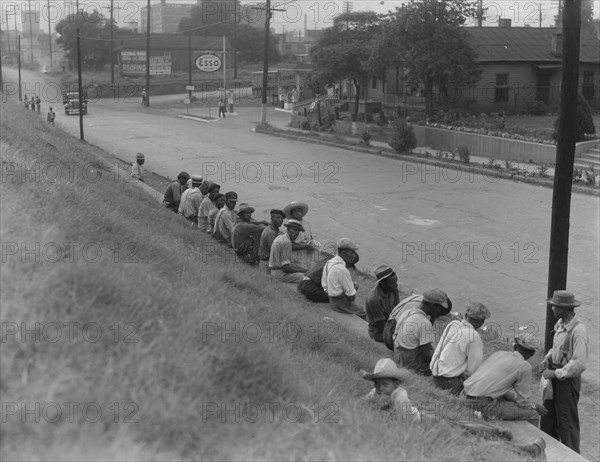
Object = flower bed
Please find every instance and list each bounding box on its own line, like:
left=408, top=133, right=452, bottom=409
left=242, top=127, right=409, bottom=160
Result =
left=424, top=121, right=556, bottom=145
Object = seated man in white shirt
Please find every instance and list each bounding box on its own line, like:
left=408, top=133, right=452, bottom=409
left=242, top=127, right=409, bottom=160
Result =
left=321, top=238, right=366, bottom=320
left=430, top=302, right=491, bottom=395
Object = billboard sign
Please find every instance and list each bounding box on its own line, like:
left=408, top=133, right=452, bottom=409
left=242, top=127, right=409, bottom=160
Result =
left=121, top=51, right=172, bottom=75
left=195, top=54, right=222, bottom=72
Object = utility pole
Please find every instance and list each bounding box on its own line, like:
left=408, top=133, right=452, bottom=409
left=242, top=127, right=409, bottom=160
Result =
left=257, top=0, right=285, bottom=124
left=187, top=32, right=192, bottom=100
left=76, top=28, right=84, bottom=140
left=5, top=10, right=12, bottom=59
left=539, top=3, right=542, bottom=27
left=47, top=0, right=52, bottom=68
left=477, top=0, right=483, bottom=26
left=544, top=0, right=582, bottom=352
left=110, top=0, right=114, bottom=84
left=18, top=35, right=22, bottom=100
left=145, top=0, right=150, bottom=107
left=27, top=0, right=33, bottom=63
left=0, top=12, right=3, bottom=88
left=233, top=0, right=238, bottom=79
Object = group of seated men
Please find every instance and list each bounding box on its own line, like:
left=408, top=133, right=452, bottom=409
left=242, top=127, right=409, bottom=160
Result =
left=159, top=169, right=588, bottom=449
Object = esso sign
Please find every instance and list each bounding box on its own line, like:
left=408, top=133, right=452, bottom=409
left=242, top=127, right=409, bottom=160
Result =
left=195, top=54, right=222, bottom=72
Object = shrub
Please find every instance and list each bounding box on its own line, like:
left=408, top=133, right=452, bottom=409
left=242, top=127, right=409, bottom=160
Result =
left=361, top=131, right=372, bottom=146
left=553, top=94, right=596, bottom=142
left=456, top=145, right=470, bottom=164
left=389, top=119, right=416, bottom=153
left=525, top=100, right=548, bottom=116
left=300, top=121, right=310, bottom=131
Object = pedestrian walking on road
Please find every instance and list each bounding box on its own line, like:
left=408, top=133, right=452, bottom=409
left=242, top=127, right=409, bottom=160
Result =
left=218, top=98, right=226, bottom=118
left=47, top=107, right=56, bottom=124
left=24, top=95, right=29, bottom=109
left=141, top=87, right=146, bottom=106
left=36, top=96, right=41, bottom=112
left=540, top=290, right=589, bottom=454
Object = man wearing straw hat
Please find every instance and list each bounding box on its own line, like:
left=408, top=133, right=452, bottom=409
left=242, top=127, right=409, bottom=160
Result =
left=365, top=265, right=400, bottom=342
left=269, top=219, right=308, bottom=283
left=540, top=290, right=588, bottom=453
left=128, top=152, right=145, bottom=182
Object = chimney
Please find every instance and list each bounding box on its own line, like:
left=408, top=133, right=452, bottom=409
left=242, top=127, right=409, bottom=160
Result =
left=498, top=18, right=512, bottom=28
left=551, top=32, right=563, bottom=56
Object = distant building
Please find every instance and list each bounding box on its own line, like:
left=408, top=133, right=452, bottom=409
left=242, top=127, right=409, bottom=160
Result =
left=141, top=0, right=197, bottom=33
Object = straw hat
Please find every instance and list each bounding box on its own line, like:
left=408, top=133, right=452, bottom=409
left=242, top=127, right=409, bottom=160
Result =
left=360, top=358, right=412, bottom=382
left=283, top=201, right=309, bottom=219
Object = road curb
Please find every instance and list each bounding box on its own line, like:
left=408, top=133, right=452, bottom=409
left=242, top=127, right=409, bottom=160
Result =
left=254, top=127, right=600, bottom=197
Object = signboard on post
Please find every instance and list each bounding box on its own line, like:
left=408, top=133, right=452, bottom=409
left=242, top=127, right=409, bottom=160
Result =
left=121, top=51, right=172, bottom=75
left=195, top=54, right=222, bottom=72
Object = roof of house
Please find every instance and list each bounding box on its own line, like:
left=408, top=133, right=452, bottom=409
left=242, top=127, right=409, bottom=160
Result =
left=116, top=35, right=228, bottom=51
left=465, top=27, right=599, bottom=63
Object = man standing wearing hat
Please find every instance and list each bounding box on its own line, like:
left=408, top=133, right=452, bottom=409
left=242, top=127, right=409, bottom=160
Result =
left=365, top=265, right=400, bottom=342
left=213, top=192, right=238, bottom=245
left=269, top=219, right=308, bottom=283
left=463, top=333, right=547, bottom=424
left=128, top=153, right=145, bottom=182
left=392, top=289, right=452, bottom=375
left=163, top=171, right=190, bottom=213
left=258, top=209, right=285, bottom=264
left=197, top=182, right=221, bottom=232
left=231, top=204, right=268, bottom=264
left=321, top=239, right=367, bottom=320
left=540, top=290, right=588, bottom=453
left=430, top=302, right=491, bottom=395
left=179, top=175, right=204, bottom=226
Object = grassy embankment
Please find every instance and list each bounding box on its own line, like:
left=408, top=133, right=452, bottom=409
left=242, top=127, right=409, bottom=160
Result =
left=0, top=96, right=588, bottom=461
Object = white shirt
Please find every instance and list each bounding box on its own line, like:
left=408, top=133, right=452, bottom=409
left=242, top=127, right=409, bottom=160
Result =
left=362, top=387, right=421, bottom=423
left=430, top=319, right=484, bottom=378
left=321, top=255, right=355, bottom=297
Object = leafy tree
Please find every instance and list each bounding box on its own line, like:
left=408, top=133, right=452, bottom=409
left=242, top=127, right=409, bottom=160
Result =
left=55, top=11, right=134, bottom=71
left=555, top=0, right=595, bottom=33
left=373, top=1, right=481, bottom=116
left=553, top=93, right=596, bottom=142
left=179, top=3, right=280, bottom=64
left=308, top=11, right=381, bottom=119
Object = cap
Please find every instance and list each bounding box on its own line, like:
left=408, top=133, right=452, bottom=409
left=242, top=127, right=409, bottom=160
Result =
left=237, top=203, right=255, bottom=215
left=465, top=302, right=491, bottom=320
left=191, top=174, right=203, bottom=186
left=284, top=219, right=305, bottom=232
left=270, top=209, right=286, bottom=218
left=337, top=238, right=358, bottom=251
left=225, top=192, right=238, bottom=201
left=177, top=171, right=191, bottom=180
left=422, top=289, right=449, bottom=309
left=514, top=333, right=540, bottom=352
left=136, top=152, right=145, bottom=160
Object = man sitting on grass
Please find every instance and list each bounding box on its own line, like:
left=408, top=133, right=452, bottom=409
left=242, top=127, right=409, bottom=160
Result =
left=463, top=333, right=547, bottom=425
left=269, top=219, right=308, bottom=283
left=430, top=302, right=491, bottom=395
left=198, top=182, right=221, bottom=232
left=213, top=192, right=238, bottom=245
left=231, top=204, right=268, bottom=265
left=163, top=171, right=190, bottom=213
left=365, top=265, right=400, bottom=342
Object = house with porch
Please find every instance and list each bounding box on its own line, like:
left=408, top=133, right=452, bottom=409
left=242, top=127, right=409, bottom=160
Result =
left=364, top=26, right=599, bottom=115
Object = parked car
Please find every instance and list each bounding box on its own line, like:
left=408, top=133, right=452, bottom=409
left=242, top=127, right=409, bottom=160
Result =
left=62, top=90, right=88, bottom=105
left=64, top=96, right=87, bottom=115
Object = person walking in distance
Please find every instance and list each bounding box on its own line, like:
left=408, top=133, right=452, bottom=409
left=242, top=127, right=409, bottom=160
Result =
left=540, top=290, right=589, bottom=454
left=141, top=87, right=146, bottom=106
left=47, top=107, right=56, bottom=124
left=218, top=98, right=226, bottom=118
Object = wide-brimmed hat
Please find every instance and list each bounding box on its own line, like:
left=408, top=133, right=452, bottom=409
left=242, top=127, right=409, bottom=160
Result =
left=374, top=264, right=395, bottom=284
left=465, top=302, right=491, bottom=320
left=177, top=171, right=191, bottom=180
left=283, top=201, right=309, bottom=219
left=191, top=174, right=203, bottom=186
left=514, top=333, right=540, bottom=352
left=136, top=152, right=145, bottom=160
left=337, top=238, right=358, bottom=251
left=284, top=219, right=305, bottom=232
left=360, top=358, right=412, bottom=382
left=547, top=290, right=580, bottom=308
left=237, top=203, right=255, bottom=215
left=270, top=209, right=286, bottom=218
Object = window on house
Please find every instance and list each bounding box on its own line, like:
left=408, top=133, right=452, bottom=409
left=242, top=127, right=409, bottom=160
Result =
left=582, top=71, right=594, bottom=102
left=372, top=76, right=377, bottom=90
left=495, top=73, right=509, bottom=102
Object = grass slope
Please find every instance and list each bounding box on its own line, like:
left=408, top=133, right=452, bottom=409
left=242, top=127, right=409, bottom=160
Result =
left=0, top=97, right=576, bottom=461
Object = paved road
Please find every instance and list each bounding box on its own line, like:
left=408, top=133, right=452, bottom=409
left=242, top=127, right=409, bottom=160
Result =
left=5, top=68, right=599, bottom=383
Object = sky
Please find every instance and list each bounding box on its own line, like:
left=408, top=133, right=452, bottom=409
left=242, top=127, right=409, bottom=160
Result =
left=1, top=0, right=597, bottom=34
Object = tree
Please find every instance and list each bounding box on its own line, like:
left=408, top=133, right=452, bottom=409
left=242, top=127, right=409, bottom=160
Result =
left=555, top=0, right=595, bottom=33
left=55, top=11, right=134, bottom=71
left=553, top=94, right=596, bottom=142
left=309, top=11, right=381, bottom=120
left=372, top=1, right=481, bottom=116
left=179, top=3, right=280, bottom=64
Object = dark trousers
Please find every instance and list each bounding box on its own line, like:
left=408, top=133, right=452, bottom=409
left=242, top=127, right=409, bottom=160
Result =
left=219, top=106, right=226, bottom=117
left=540, top=376, right=581, bottom=454
left=433, top=375, right=464, bottom=396
left=298, top=279, right=329, bottom=303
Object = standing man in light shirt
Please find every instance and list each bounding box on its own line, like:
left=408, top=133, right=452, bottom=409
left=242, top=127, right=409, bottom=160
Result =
left=463, top=334, right=547, bottom=425
left=321, top=238, right=366, bottom=320
left=540, top=290, right=589, bottom=454
left=430, top=302, right=491, bottom=395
